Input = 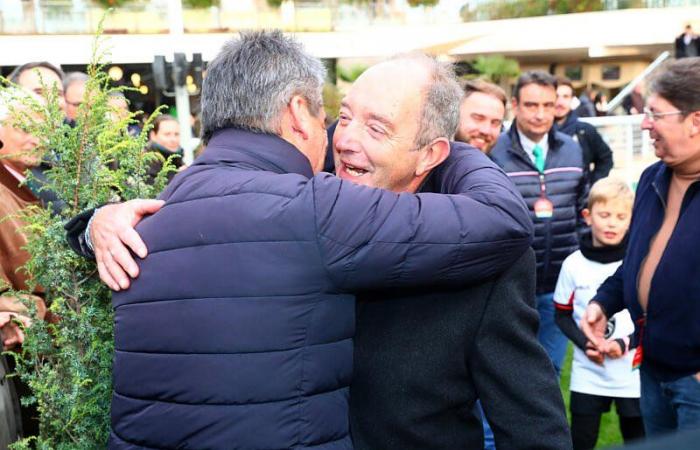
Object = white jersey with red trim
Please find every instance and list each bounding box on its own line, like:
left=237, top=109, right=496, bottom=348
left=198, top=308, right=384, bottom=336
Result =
left=553, top=250, right=640, bottom=398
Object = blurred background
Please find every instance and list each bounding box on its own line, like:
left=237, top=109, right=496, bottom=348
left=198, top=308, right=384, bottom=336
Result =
left=2, top=0, right=699, bottom=190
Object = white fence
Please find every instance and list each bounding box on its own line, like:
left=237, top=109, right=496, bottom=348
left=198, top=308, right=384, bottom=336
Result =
left=580, top=114, right=655, bottom=188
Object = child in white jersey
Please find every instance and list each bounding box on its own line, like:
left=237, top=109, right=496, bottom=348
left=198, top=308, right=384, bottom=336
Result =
left=554, top=177, right=644, bottom=449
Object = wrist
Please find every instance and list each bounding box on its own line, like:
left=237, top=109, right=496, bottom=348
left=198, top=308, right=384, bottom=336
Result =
left=588, top=299, right=608, bottom=319
left=84, top=207, right=101, bottom=252
left=614, top=337, right=628, bottom=354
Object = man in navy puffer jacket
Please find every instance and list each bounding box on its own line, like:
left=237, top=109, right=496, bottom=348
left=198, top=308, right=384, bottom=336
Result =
left=68, top=32, right=533, bottom=449
left=490, top=71, right=588, bottom=376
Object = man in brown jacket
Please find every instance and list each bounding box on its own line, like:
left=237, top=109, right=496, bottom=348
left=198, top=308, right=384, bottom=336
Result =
left=0, top=92, right=46, bottom=445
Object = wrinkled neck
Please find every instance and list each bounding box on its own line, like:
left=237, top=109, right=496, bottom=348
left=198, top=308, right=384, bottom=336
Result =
left=672, top=157, right=700, bottom=182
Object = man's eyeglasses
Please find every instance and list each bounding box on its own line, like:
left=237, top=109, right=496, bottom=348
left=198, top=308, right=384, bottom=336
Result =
left=643, top=108, right=687, bottom=122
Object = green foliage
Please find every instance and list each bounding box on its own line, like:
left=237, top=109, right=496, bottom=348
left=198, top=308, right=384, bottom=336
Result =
left=1, top=21, right=174, bottom=449
left=337, top=65, right=367, bottom=83
left=323, top=83, right=342, bottom=124
left=183, top=0, right=221, bottom=8
left=471, top=55, right=520, bottom=84
left=406, top=0, right=439, bottom=6
left=267, top=0, right=283, bottom=8
left=92, top=0, right=137, bottom=8
left=461, top=0, right=604, bottom=21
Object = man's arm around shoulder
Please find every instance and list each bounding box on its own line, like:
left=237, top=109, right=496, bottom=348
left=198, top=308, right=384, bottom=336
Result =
left=310, top=166, right=533, bottom=293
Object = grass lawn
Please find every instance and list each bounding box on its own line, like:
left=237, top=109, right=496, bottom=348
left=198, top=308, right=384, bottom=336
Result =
left=559, top=344, right=624, bottom=449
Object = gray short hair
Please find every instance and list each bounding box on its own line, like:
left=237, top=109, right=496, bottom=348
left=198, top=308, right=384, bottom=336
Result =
left=201, top=30, right=326, bottom=143
left=63, top=71, right=89, bottom=91
left=649, top=57, right=700, bottom=115
left=390, top=53, right=462, bottom=149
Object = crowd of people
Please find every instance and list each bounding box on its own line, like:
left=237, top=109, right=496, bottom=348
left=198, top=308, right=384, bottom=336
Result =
left=1, top=30, right=700, bottom=450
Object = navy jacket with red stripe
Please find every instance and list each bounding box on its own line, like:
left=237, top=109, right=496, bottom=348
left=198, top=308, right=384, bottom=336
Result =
left=490, top=123, right=588, bottom=294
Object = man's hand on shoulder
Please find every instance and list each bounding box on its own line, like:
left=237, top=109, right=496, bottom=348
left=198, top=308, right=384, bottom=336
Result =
left=92, top=199, right=164, bottom=291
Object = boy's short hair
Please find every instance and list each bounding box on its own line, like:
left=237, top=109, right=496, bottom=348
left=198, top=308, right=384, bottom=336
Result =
left=587, top=177, right=634, bottom=210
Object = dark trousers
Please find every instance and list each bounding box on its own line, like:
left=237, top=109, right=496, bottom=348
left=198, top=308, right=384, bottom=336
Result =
left=571, top=392, right=644, bottom=450
left=572, top=414, right=645, bottom=449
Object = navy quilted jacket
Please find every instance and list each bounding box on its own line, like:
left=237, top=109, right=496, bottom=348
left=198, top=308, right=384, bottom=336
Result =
left=490, top=124, right=588, bottom=294
left=108, top=128, right=532, bottom=449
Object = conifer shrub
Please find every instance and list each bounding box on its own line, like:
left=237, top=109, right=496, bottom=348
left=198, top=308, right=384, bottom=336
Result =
left=2, top=27, right=176, bottom=449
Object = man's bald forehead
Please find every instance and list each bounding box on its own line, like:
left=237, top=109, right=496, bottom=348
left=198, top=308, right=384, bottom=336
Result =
left=364, top=57, right=432, bottom=85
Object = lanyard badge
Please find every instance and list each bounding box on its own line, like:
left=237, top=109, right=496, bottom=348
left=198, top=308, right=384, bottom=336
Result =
left=533, top=174, right=553, bottom=220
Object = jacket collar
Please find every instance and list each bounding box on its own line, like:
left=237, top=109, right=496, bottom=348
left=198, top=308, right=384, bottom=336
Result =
left=148, top=141, right=184, bottom=158
left=648, top=161, right=700, bottom=206
left=650, top=162, right=672, bottom=201
left=196, top=128, right=314, bottom=179
left=0, top=163, right=38, bottom=203
left=555, top=111, right=579, bottom=135
left=506, top=122, right=562, bottom=160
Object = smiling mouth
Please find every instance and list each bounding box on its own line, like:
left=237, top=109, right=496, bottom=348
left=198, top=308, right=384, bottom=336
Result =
left=344, top=163, right=369, bottom=177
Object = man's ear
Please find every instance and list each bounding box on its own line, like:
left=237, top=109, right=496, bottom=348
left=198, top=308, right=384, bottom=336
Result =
left=415, top=138, right=450, bottom=177
left=690, top=111, right=700, bottom=137
left=287, top=94, right=311, bottom=141
left=581, top=208, right=592, bottom=226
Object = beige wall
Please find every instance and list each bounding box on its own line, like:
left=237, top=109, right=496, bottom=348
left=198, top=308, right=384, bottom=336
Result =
left=554, top=60, right=652, bottom=89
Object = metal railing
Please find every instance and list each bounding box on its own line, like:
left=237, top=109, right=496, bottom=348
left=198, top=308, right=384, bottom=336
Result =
left=581, top=114, right=654, bottom=187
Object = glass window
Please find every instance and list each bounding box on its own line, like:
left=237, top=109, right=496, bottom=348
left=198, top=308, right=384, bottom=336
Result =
left=564, top=66, right=582, bottom=81
left=602, top=65, right=620, bottom=80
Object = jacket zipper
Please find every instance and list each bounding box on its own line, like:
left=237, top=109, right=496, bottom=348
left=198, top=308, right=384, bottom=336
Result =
left=539, top=173, right=552, bottom=282
left=638, top=181, right=667, bottom=352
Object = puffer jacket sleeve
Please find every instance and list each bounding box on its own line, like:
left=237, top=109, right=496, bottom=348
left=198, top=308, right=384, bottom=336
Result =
left=433, top=144, right=532, bottom=246
left=309, top=172, right=533, bottom=292
left=575, top=158, right=590, bottom=238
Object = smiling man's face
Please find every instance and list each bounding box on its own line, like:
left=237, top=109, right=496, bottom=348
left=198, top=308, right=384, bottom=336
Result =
left=455, top=91, right=504, bottom=153
left=332, top=61, right=431, bottom=193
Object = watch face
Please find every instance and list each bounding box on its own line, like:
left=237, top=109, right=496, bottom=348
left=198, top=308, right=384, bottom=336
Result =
left=604, top=316, right=616, bottom=340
